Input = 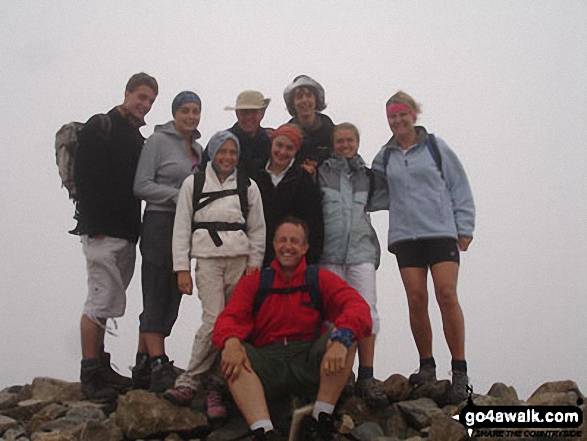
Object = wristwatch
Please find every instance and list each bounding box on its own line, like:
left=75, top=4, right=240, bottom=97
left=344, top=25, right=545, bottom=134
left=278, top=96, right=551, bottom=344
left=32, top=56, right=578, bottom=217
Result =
left=329, top=328, right=355, bottom=349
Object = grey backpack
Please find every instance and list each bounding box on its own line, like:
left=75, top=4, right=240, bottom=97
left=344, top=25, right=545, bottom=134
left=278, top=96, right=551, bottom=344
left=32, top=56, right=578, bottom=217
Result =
left=55, top=114, right=111, bottom=201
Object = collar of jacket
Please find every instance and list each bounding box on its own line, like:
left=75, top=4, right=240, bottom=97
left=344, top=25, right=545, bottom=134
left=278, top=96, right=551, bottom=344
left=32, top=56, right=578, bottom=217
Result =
left=270, top=256, right=308, bottom=282
left=323, top=153, right=366, bottom=172
left=384, top=125, right=429, bottom=150
left=115, top=105, right=146, bottom=129
left=231, top=122, right=269, bottom=142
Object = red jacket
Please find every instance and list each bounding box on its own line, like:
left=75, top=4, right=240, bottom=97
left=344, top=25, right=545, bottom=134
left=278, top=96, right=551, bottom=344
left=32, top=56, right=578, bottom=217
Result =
left=212, top=258, right=372, bottom=349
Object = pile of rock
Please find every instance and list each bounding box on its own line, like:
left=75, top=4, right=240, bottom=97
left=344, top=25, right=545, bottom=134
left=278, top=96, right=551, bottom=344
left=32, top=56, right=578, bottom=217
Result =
left=0, top=376, right=584, bottom=440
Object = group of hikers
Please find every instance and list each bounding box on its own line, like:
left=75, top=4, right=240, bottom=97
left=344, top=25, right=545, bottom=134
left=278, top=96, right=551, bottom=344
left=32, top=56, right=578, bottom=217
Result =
left=71, top=71, right=475, bottom=441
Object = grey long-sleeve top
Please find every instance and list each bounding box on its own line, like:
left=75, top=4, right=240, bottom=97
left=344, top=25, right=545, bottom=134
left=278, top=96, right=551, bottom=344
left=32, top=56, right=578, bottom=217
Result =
left=134, top=120, right=203, bottom=213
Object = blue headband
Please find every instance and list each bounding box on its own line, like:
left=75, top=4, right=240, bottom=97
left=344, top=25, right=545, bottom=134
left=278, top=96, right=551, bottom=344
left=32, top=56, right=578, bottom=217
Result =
left=172, top=91, right=201, bottom=116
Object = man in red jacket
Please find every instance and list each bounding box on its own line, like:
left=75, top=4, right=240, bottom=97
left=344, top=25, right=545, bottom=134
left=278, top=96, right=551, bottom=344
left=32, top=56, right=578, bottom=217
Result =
left=212, top=217, right=373, bottom=441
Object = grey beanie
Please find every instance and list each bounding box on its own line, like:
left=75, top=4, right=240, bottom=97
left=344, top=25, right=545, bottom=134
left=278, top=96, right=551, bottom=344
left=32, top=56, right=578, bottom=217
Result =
left=206, top=130, right=240, bottom=162
left=283, top=75, right=326, bottom=116
left=172, top=91, right=202, bottom=116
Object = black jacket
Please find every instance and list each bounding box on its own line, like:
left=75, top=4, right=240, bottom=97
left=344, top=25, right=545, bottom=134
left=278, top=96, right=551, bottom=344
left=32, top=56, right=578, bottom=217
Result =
left=75, top=107, right=144, bottom=243
left=200, top=124, right=272, bottom=176
left=250, top=164, right=324, bottom=266
left=289, top=112, right=335, bottom=164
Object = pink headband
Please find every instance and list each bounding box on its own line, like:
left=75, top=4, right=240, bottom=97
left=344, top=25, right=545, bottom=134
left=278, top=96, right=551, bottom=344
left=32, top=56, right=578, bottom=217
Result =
left=386, top=103, right=417, bottom=122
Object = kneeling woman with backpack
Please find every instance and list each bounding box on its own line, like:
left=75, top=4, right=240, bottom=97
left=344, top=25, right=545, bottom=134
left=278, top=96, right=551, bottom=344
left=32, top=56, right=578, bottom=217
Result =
left=164, top=130, right=266, bottom=420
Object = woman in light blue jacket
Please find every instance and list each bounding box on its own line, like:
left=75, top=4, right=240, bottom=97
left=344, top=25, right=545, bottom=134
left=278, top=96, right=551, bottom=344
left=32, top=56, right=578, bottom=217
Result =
left=132, top=91, right=204, bottom=393
left=318, top=122, right=388, bottom=408
left=371, top=91, right=475, bottom=405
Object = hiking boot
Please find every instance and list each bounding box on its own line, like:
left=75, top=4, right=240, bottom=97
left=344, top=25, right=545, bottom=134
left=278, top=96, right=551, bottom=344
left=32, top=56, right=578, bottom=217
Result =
left=99, top=351, right=132, bottom=393
left=251, top=428, right=287, bottom=441
left=163, top=386, right=196, bottom=407
left=446, top=370, right=469, bottom=405
left=355, top=377, right=388, bottom=408
left=206, top=386, right=227, bottom=421
left=149, top=359, right=179, bottom=394
left=299, top=412, right=335, bottom=441
left=408, top=364, right=437, bottom=386
left=131, top=353, right=151, bottom=390
left=80, top=364, right=119, bottom=401
left=341, top=371, right=355, bottom=398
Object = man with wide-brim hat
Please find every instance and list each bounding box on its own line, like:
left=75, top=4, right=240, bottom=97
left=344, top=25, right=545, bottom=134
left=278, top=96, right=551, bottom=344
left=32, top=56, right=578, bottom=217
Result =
left=201, top=90, right=272, bottom=175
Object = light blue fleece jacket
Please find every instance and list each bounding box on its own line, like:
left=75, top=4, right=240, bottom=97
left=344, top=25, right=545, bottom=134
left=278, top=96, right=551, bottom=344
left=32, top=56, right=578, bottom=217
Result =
left=371, top=127, right=475, bottom=250
left=318, top=154, right=388, bottom=268
left=134, top=121, right=203, bottom=212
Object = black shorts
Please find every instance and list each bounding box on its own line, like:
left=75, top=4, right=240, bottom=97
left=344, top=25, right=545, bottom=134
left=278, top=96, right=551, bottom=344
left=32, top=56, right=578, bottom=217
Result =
left=393, top=238, right=460, bottom=269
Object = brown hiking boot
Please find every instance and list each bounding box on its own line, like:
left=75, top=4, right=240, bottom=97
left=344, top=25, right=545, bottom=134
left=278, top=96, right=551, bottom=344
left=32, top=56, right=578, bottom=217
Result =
left=80, top=364, right=119, bottom=401
left=98, top=351, right=132, bottom=393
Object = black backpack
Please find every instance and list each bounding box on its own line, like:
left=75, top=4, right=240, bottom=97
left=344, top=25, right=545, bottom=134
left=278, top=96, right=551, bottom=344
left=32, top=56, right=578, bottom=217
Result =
left=190, top=166, right=251, bottom=247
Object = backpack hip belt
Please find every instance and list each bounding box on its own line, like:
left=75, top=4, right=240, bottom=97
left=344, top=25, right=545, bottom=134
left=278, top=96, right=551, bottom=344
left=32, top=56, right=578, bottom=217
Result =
left=192, top=221, right=245, bottom=247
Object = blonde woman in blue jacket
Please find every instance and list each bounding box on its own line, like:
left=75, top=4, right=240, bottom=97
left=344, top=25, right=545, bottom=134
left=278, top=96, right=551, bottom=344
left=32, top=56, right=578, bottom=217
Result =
left=318, top=122, right=389, bottom=408
left=371, top=91, right=475, bottom=404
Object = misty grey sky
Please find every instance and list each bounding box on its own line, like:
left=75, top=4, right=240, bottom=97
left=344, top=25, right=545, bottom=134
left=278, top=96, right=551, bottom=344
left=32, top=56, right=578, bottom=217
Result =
left=0, top=1, right=586, bottom=400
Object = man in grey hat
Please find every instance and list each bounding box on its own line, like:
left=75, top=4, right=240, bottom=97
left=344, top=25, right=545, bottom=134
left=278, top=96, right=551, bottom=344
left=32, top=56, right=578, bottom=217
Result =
left=201, top=90, right=272, bottom=175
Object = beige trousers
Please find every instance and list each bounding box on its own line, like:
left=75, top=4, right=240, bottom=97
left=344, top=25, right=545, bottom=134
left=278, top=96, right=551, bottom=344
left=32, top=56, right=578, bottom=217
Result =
left=175, top=256, right=247, bottom=389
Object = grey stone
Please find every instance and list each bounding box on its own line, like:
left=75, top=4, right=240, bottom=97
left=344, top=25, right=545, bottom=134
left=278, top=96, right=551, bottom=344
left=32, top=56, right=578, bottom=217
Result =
left=337, top=414, right=354, bottom=435
left=116, top=389, right=209, bottom=439
left=0, top=400, right=53, bottom=422
left=382, top=403, right=409, bottom=439
left=351, top=421, right=385, bottom=440
left=79, top=419, right=123, bottom=441
left=336, top=395, right=378, bottom=424
left=30, top=378, right=83, bottom=403
left=409, top=380, right=450, bottom=407
left=527, top=391, right=579, bottom=406
left=529, top=380, right=583, bottom=400
left=30, top=432, right=76, bottom=441
left=487, top=382, right=519, bottom=401
left=397, top=398, right=443, bottom=430
left=427, top=414, right=467, bottom=441
left=26, top=403, right=68, bottom=433
left=2, top=424, right=28, bottom=441
left=0, top=415, right=19, bottom=434
left=382, top=374, right=412, bottom=403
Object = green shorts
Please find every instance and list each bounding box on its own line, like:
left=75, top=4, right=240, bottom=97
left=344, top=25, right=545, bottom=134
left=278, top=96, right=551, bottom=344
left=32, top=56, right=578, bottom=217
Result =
left=244, top=332, right=329, bottom=401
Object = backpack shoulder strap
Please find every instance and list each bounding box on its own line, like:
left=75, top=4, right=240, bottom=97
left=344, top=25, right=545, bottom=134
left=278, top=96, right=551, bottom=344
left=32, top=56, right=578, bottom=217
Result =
left=191, top=170, right=207, bottom=231
left=253, top=267, right=275, bottom=316
left=383, top=147, right=392, bottom=176
left=305, top=264, right=322, bottom=316
left=365, top=167, right=375, bottom=209
left=426, top=133, right=444, bottom=180
left=236, top=166, right=251, bottom=221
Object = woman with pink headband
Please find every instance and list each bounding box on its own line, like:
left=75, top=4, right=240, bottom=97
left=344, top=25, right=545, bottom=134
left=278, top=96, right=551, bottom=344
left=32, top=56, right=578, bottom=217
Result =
left=371, top=90, right=475, bottom=404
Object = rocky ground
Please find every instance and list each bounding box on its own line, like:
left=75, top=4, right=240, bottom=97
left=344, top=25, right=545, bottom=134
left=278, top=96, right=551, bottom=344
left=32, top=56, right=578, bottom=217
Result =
left=0, top=375, right=584, bottom=441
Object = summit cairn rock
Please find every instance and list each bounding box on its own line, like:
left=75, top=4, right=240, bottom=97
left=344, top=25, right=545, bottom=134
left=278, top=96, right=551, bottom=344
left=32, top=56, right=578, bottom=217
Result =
left=115, top=389, right=209, bottom=439
left=0, top=376, right=585, bottom=440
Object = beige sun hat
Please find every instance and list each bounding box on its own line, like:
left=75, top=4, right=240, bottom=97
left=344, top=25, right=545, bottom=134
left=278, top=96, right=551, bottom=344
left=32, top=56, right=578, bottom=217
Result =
left=224, top=90, right=271, bottom=110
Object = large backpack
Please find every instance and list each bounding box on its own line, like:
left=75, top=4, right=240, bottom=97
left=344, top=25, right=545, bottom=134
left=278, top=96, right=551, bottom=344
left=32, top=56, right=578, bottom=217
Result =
left=54, top=114, right=111, bottom=201
left=253, top=264, right=323, bottom=320
left=190, top=166, right=251, bottom=247
left=383, top=133, right=444, bottom=180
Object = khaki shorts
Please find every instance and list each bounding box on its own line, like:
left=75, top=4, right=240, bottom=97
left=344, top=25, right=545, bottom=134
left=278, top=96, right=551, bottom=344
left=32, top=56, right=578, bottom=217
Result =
left=244, top=332, right=329, bottom=401
left=81, top=235, right=136, bottom=319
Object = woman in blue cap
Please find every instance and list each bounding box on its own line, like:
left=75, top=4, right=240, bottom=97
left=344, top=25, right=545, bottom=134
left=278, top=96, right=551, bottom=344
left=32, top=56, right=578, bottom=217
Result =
left=132, top=91, right=204, bottom=393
